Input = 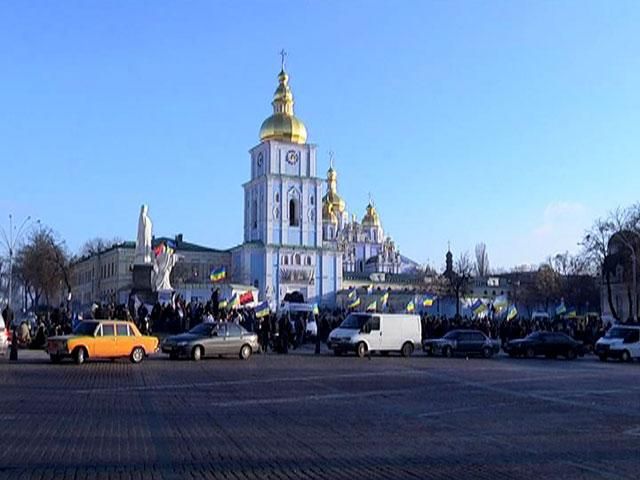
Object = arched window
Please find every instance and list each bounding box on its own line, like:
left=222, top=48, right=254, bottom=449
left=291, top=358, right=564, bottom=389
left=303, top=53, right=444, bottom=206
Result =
left=289, top=199, right=299, bottom=226
left=306, top=256, right=312, bottom=266
left=294, top=254, right=301, bottom=265
left=252, top=199, right=258, bottom=229
left=283, top=256, right=289, bottom=265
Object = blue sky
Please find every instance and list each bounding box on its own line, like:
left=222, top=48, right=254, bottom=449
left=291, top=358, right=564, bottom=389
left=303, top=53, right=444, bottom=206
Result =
left=1, top=1, right=639, bottom=270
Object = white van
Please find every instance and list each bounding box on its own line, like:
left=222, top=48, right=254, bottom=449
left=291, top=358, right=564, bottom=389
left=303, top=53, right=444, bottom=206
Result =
left=595, top=324, right=640, bottom=362
left=327, top=313, right=421, bottom=357
left=278, top=302, right=317, bottom=338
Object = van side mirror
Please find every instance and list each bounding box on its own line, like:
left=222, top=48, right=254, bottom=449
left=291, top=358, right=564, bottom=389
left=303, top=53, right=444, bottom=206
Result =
left=362, top=324, right=371, bottom=334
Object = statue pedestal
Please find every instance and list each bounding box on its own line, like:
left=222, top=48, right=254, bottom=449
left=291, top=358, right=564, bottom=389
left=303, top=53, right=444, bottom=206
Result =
left=131, top=264, right=157, bottom=305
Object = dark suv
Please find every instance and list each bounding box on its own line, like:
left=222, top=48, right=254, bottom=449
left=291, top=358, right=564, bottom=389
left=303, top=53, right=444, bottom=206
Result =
left=422, top=329, right=500, bottom=358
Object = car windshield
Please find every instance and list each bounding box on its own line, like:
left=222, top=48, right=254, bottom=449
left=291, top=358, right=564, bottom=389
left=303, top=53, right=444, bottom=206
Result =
left=443, top=331, right=458, bottom=339
left=605, top=327, right=632, bottom=339
left=188, top=323, right=215, bottom=335
left=339, top=314, right=370, bottom=330
left=73, top=321, right=98, bottom=335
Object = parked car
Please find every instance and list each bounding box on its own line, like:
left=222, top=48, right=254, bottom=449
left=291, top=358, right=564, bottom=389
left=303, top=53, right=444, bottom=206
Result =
left=46, top=320, right=158, bottom=364
left=161, top=322, right=259, bottom=361
left=503, top=331, right=584, bottom=360
left=422, top=329, right=500, bottom=358
left=327, top=313, right=421, bottom=357
left=0, top=322, right=8, bottom=355
left=595, top=324, right=640, bottom=362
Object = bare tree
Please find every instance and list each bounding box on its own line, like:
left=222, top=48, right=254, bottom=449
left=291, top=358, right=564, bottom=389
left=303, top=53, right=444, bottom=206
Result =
left=15, top=227, right=71, bottom=308
left=447, top=252, right=473, bottom=317
left=474, top=242, right=490, bottom=277
left=80, top=237, right=121, bottom=257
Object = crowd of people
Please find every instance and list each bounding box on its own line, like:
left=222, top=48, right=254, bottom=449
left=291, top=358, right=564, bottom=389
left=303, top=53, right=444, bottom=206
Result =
left=2, top=294, right=611, bottom=353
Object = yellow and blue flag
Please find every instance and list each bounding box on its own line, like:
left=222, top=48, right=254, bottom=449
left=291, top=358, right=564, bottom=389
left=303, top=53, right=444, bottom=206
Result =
left=471, top=299, right=487, bottom=316
left=210, top=266, right=226, bottom=282
left=348, top=297, right=361, bottom=309
left=555, top=303, right=567, bottom=316
left=348, top=288, right=357, bottom=300
left=380, top=292, right=389, bottom=307
left=422, top=294, right=435, bottom=307
left=406, top=300, right=415, bottom=313
left=506, top=304, right=518, bottom=321
left=313, top=304, right=320, bottom=315
left=366, top=300, right=377, bottom=312
left=229, top=293, right=239, bottom=309
left=255, top=301, right=270, bottom=318
left=218, top=299, right=228, bottom=309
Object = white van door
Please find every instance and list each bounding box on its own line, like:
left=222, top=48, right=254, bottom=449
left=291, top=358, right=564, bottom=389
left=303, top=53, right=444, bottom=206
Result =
left=367, top=315, right=382, bottom=351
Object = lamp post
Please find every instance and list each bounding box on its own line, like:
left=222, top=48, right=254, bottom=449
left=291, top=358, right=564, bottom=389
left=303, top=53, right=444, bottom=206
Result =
left=0, top=214, right=34, bottom=311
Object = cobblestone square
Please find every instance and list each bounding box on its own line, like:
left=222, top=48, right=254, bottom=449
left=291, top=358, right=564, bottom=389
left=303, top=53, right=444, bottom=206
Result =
left=1, top=350, right=639, bottom=479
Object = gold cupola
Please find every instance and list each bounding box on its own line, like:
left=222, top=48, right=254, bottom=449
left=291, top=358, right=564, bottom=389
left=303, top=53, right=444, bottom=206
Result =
left=322, top=200, right=338, bottom=225
left=362, top=201, right=381, bottom=227
left=259, top=56, right=308, bottom=144
left=322, top=163, right=346, bottom=217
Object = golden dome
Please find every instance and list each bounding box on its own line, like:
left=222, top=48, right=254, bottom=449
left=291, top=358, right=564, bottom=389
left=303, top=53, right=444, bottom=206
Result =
left=362, top=202, right=381, bottom=227
left=259, top=68, right=308, bottom=144
left=322, top=200, right=338, bottom=224
left=322, top=165, right=346, bottom=214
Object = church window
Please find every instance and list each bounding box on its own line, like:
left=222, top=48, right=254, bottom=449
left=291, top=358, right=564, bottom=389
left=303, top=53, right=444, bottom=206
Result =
left=289, top=199, right=299, bottom=226
left=275, top=193, right=280, bottom=203
left=283, top=256, right=289, bottom=265
left=252, top=199, right=258, bottom=229
left=306, top=256, right=312, bottom=266
left=295, top=254, right=301, bottom=265
left=310, top=196, right=314, bottom=206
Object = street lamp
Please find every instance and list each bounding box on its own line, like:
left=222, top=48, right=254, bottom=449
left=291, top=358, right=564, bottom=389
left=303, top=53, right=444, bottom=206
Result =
left=0, top=214, right=35, bottom=311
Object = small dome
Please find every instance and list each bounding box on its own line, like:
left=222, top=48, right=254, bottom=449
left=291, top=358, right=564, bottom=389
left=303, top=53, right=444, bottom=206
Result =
left=322, top=200, right=338, bottom=224
left=362, top=202, right=381, bottom=227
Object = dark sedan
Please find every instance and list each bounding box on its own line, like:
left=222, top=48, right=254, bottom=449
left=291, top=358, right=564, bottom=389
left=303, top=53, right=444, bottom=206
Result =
left=161, top=322, right=259, bottom=361
left=422, top=329, right=501, bottom=358
left=503, top=331, right=583, bottom=360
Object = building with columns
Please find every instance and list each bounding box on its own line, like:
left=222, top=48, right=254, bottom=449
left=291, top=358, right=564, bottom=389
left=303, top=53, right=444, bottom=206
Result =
left=231, top=61, right=342, bottom=307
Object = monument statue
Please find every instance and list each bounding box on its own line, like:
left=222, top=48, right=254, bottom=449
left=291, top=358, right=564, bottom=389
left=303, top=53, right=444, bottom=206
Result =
left=152, top=244, right=178, bottom=292
left=135, top=205, right=153, bottom=265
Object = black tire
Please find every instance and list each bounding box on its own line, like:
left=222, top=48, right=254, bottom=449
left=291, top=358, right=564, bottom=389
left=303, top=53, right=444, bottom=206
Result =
left=49, top=354, right=61, bottom=364
left=191, top=345, right=203, bottom=361
left=73, top=347, right=87, bottom=365
left=621, top=350, right=631, bottom=363
left=482, top=347, right=493, bottom=359
left=443, top=346, right=453, bottom=358
left=130, top=347, right=145, bottom=364
left=239, top=344, right=252, bottom=360
left=401, top=342, right=414, bottom=357
left=565, top=349, right=577, bottom=360
left=598, top=354, right=607, bottom=362
left=356, top=342, right=367, bottom=358
left=525, top=347, right=535, bottom=359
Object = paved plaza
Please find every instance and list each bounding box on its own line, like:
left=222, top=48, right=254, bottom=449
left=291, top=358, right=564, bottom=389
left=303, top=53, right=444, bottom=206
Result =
left=1, top=350, right=639, bottom=479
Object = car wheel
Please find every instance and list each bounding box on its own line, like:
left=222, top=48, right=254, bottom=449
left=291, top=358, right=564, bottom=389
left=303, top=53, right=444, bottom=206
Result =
left=73, top=347, right=87, bottom=365
left=621, top=350, right=631, bottom=363
left=482, top=347, right=493, bottom=359
left=191, top=346, right=203, bottom=361
left=565, top=349, right=577, bottom=360
left=525, top=347, right=535, bottom=359
left=401, top=342, right=414, bottom=357
left=598, top=354, right=607, bottom=362
left=240, top=344, right=252, bottom=360
left=49, top=354, right=61, bottom=364
left=356, top=342, right=367, bottom=358
left=130, top=347, right=145, bottom=364
left=443, top=346, right=453, bottom=358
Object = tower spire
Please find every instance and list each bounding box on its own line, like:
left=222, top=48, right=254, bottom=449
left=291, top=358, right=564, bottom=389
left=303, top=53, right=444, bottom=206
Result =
left=280, top=48, right=287, bottom=71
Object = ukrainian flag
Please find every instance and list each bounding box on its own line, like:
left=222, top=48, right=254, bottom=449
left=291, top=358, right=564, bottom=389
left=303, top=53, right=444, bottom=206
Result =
left=255, top=301, right=270, bottom=318
left=565, top=308, right=577, bottom=318
left=471, top=300, right=487, bottom=316
left=422, top=294, right=434, bottom=307
left=380, top=292, right=389, bottom=306
left=555, top=303, right=567, bottom=316
left=366, top=300, right=377, bottom=312
left=229, top=293, right=239, bottom=309
left=507, top=304, right=518, bottom=321
left=210, top=266, right=226, bottom=282
left=348, top=297, right=361, bottom=309
left=348, top=289, right=357, bottom=300
left=218, top=299, right=228, bottom=309
left=313, top=304, right=320, bottom=315
left=406, top=300, right=415, bottom=313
